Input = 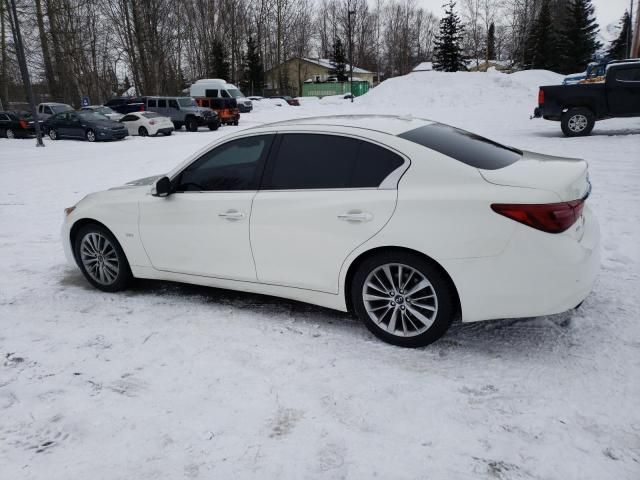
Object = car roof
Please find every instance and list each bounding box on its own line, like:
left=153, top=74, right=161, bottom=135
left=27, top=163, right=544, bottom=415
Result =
left=255, top=114, right=435, bottom=136
left=42, top=102, right=70, bottom=106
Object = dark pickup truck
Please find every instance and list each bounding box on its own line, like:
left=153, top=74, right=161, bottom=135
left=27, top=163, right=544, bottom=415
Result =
left=533, top=60, right=640, bottom=136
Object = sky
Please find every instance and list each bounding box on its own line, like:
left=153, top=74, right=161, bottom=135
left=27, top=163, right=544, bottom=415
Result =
left=418, top=0, right=633, bottom=35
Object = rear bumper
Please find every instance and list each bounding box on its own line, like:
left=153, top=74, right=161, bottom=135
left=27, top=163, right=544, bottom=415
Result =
left=443, top=206, right=601, bottom=322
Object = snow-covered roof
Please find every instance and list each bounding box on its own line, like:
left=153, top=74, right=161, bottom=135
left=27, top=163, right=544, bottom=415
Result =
left=412, top=62, right=433, bottom=72
left=300, top=58, right=373, bottom=74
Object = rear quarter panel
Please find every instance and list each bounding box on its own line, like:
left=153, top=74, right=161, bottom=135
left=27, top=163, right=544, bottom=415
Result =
left=541, top=84, right=608, bottom=118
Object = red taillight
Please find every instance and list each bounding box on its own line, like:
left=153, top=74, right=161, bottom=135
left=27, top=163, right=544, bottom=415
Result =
left=491, top=199, right=585, bottom=234
left=19, top=119, right=28, bottom=129
left=149, top=120, right=156, bottom=125
left=139, top=104, right=145, bottom=112
left=538, top=89, right=545, bottom=105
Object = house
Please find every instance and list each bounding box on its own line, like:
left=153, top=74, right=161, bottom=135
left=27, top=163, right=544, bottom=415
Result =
left=265, top=57, right=375, bottom=97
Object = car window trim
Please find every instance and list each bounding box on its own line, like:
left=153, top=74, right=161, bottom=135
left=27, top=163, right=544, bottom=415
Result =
left=170, top=133, right=276, bottom=194
left=258, top=130, right=410, bottom=192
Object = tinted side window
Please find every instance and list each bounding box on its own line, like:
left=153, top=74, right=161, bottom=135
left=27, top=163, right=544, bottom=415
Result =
left=221, top=90, right=230, bottom=98
left=121, top=114, right=137, bottom=121
left=158, top=99, right=167, bottom=108
left=176, top=135, right=273, bottom=192
left=616, top=67, right=640, bottom=82
left=168, top=99, right=179, bottom=109
left=205, top=89, right=219, bottom=98
left=264, top=134, right=360, bottom=189
left=353, top=142, right=404, bottom=187
left=398, top=123, right=521, bottom=170
left=44, top=106, right=53, bottom=115
left=147, top=99, right=157, bottom=107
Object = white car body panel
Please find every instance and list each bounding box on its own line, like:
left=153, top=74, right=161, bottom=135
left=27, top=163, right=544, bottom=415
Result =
left=62, top=116, right=600, bottom=323
left=120, top=112, right=174, bottom=136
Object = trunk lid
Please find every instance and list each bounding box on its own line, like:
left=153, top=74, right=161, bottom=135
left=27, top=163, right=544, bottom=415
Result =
left=479, top=150, right=590, bottom=201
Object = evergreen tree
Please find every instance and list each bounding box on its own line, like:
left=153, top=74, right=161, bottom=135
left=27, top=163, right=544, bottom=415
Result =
left=486, top=22, right=496, bottom=61
left=433, top=1, right=467, bottom=72
left=560, top=0, right=601, bottom=74
left=241, top=36, right=264, bottom=95
left=329, top=38, right=348, bottom=81
left=523, top=0, right=562, bottom=71
left=208, top=39, right=230, bottom=79
left=606, top=11, right=631, bottom=60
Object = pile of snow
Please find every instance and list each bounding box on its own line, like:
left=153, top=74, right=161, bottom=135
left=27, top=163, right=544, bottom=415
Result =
left=251, top=97, right=291, bottom=110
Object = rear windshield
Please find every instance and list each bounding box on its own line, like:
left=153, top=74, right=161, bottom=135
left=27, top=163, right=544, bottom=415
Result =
left=398, top=123, right=521, bottom=170
left=141, top=112, right=161, bottom=118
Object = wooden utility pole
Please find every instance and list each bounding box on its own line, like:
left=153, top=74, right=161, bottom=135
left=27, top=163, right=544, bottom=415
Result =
left=6, top=0, right=45, bottom=146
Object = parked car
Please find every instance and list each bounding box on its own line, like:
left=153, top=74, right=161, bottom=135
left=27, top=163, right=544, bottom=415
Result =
left=104, top=97, right=146, bottom=115
left=81, top=105, right=124, bottom=121
left=45, top=110, right=128, bottom=142
left=61, top=115, right=599, bottom=348
left=248, top=96, right=263, bottom=101
left=534, top=59, right=640, bottom=136
left=190, top=79, right=253, bottom=112
left=119, top=112, right=174, bottom=136
left=194, top=97, right=239, bottom=126
left=271, top=95, right=300, bottom=106
left=143, top=96, right=220, bottom=131
left=36, top=102, right=73, bottom=122
left=0, top=111, right=36, bottom=138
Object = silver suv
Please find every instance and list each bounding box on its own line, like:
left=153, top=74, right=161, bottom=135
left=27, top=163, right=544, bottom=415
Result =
left=143, top=97, right=220, bottom=132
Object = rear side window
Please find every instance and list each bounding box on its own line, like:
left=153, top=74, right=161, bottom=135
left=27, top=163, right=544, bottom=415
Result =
left=615, top=67, right=640, bottom=82
left=398, top=123, right=521, bottom=170
left=158, top=99, right=167, bottom=108
left=147, top=99, right=157, bottom=107
left=262, top=134, right=404, bottom=190
left=205, top=89, right=219, bottom=98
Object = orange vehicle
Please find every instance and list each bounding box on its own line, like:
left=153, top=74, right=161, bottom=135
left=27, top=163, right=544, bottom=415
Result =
left=195, top=97, right=240, bottom=126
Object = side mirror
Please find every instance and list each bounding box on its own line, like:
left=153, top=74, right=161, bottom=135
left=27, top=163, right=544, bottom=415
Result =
left=153, top=176, right=173, bottom=197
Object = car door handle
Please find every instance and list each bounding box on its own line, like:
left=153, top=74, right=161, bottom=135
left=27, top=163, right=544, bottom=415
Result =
left=218, top=210, right=245, bottom=221
left=337, top=211, right=373, bottom=222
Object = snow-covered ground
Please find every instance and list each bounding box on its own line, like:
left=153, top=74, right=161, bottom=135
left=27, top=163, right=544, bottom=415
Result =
left=1, top=70, right=639, bottom=479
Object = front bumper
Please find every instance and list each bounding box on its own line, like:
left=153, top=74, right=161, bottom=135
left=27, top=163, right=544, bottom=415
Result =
left=98, top=129, right=128, bottom=140
left=238, top=104, right=253, bottom=113
left=443, top=205, right=601, bottom=322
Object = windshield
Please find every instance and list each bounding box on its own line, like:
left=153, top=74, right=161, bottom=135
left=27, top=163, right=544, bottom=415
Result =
left=228, top=89, right=245, bottom=98
left=78, top=111, right=108, bottom=121
left=178, top=98, right=197, bottom=107
left=52, top=104, right=73, bottom=114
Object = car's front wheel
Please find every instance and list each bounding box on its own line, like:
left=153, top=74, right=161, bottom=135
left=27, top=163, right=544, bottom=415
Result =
left=351, top=252, right=456, bottom=347
left=85, top=129, right=97, bottom=142
left=74, top=224, right=132, bottom=292
left=186, top=117, right=199, bottom=132
left=138, top=126, right=148, bottom=136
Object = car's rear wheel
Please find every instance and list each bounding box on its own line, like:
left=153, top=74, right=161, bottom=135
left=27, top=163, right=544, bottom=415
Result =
left=6, top=128, right=15, bottom=139
left=173, top=122, right=182, bottom=130
left=208, top=123, right=219, bottom=131
left=138, top=126, right=148, bottom=136
left=74, top=224, right=132, bottom=292
left=86, top=129, right=97, bottom=142
left=186, top=117, right=198, bottom=132
left=561, top=108, right=595, bottom=137
left=351, top=252, right=455, bottom=347
left=49, top=128, right=58, bottom=140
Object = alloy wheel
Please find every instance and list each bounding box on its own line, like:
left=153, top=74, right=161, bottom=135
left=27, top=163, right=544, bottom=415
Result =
left=86, top=130, right=96, bottom=142
left=362, top=263, right=439, bottom=337
left=6, top=128, right=15, bottom=139
left=79, top=232, right=120, bottom=285
left=568, top=114, right=588, bottom=133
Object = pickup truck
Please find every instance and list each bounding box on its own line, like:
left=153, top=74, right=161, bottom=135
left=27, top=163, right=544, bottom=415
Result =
left=533, top=60, right=640, bottom=136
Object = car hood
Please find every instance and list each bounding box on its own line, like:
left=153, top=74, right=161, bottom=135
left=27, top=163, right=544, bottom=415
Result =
left=108, top=174, right=163, bottom=190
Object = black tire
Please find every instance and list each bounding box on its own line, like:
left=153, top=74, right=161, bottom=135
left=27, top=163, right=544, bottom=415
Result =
left=186, top=117, right=199, bottom=132
left=561, top=107, right=595, bottom=137
left=6, top=128, right=15, bottom=139
left=164, top=130, right=172, bottom=136
left=73, top=223, right=132, bottom=292
left=208, top=123, right=219, bottom=131
left=49, top=128, right=59, bottom=140
left=233, top=120, right=239, bottom=126
left=138, top=126, right=148, bottom=137
left=173, top=122, right=183, bottom=130
left=85, top=129, right=97, bottom=142
left=351, top=251, right=456, bottom=348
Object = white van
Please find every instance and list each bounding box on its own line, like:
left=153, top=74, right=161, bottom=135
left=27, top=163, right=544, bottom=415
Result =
left=189, top=79, right=253, bottom=113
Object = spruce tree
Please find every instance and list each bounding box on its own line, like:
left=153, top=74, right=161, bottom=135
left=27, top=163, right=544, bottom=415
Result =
left=606, top=11, right=631, bottom=60
left=523, top=0, right=562, bottom=71
left=433, top=1, right=466, bottom=72
left=486, top=22, right=496, bottom=61
left=560, top=0, right=601, bottom=74
left=208, top=39, right=230, bottom=79
left=242, top=36, right=264, bottom=95
left=329, top=39, right=348, bottom=81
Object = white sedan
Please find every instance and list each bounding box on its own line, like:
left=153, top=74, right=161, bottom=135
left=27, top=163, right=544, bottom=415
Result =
left=61, top=115, right=600, bottom=347
left=119, top=112, right=174, bottom=137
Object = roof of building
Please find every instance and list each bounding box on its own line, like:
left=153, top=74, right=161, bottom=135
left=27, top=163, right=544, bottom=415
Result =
left=272, top=57, right=373, bottom=74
